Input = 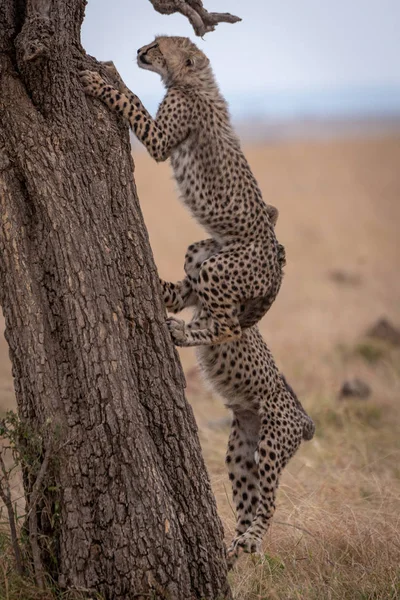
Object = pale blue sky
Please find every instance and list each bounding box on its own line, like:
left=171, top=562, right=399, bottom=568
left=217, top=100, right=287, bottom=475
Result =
left=81, top=1, right=400, bottom=118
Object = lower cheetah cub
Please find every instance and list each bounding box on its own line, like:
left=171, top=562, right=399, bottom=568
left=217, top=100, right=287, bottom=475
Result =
left=80, top=36, right=284, bottom=347
left=199, top=328, right=315, bottom=566
left=170, top=211, right=315, bottom=567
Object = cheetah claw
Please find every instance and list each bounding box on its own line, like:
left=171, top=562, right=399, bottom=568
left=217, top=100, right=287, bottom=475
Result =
left=100, top=61, right=123, bottom=85
left=166, top=317, right=187, bottom=346
left=226, top=547, right=240, bottom=570
left=79, top=70, right=105, bottom=97
left=227, top=532, right=262, bottom=568
left=227, top=541, right=249, bottom=569
left=100, top=60, right=119, bottom=76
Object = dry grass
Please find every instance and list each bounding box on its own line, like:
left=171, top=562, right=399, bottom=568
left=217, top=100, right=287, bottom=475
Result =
left=1, top=134, right=400, bottom=599
left=144, top=133, right=400, bottom=599
left=0, top=540, right=54, bottom=600
left=193, top=344, right=400, bottom=599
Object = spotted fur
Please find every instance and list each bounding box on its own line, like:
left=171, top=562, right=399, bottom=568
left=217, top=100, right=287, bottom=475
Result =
left=80, top=36, right=284, bottom=346
left=166, top=216, right=315, bottom=567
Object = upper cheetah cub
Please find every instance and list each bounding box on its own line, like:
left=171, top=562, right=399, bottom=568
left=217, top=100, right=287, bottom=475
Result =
left=80, top=36, right=284, bottom=346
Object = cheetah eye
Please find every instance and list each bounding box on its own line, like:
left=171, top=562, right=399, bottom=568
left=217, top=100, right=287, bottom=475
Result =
left=186, top=58, right=194, bottom=67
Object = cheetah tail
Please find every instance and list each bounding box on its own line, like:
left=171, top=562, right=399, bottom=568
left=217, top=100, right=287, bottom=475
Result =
left=280, top=374, right=315, bottom=441
left=301, top=415, right=316, bottom=441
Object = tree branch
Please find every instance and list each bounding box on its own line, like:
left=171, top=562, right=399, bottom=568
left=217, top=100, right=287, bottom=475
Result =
left=148, top=0, right=241, bottom=36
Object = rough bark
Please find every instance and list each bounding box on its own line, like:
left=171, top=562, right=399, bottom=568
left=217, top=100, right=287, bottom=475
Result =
left=0, top=1, right=230, bottom=598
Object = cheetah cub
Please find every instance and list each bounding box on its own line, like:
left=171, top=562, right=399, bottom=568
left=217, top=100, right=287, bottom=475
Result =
left=171, top=209, right=315, bottom=567
left=80, top=36, right=284, bottom=347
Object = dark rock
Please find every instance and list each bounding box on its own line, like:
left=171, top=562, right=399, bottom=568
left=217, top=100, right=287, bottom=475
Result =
left=328, top=269, right=362, bottom=286
left=339, top=378, right=371, bottom=400
left=366, top=318, right=400, bottom=347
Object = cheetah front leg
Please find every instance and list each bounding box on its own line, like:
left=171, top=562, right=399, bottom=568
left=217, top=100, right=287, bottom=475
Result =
left=79, top=71, right=191, bottom=162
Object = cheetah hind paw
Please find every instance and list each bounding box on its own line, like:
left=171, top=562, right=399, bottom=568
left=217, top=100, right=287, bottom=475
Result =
left=79, top=70, right=105, bottom=97
left=227, top=532, right=262, bottom=569
left=166, top=317, right=187, bottom=346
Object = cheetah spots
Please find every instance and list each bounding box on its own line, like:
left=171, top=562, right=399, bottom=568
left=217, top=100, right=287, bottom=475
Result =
left=132, top=38, right=315, bottom=564
left=195, top=330, right=312, bottom=565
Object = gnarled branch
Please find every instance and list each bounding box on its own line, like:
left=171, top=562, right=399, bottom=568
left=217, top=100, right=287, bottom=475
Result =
left=149, top=0, right=241, bottom=36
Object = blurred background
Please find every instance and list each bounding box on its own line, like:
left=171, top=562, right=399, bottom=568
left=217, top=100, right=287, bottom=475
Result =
left=1, top=2, right=400, bottom=597
left=77, top=0, right=400, bottom=377
left=82, top=0, right=400, bottom=135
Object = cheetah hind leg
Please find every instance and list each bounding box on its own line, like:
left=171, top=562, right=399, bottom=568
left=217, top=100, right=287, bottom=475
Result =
left=162, top=238, right=220, bottom=317
left=228, top=397, right=304, bottom=566
left=166, top=312, right=242, bottom=347
left=166, top=289, right=243, bottom=348
left=167, top=248, right=255, bottom=347
left=175, top=221, right=282, bottom=340
left=227, top=411, right=287, bottom=567
left=226, top=411, right=260, bottom=569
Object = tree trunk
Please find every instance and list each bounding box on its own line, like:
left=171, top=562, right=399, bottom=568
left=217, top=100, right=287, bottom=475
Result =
left=0, top=1, right=230, bottom=598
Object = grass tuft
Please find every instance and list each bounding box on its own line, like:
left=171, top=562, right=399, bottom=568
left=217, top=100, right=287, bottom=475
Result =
left=354, top=342, right=387, bottom=364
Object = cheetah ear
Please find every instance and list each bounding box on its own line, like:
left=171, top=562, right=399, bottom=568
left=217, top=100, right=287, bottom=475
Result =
left=188, top=52, right=210, bottom=70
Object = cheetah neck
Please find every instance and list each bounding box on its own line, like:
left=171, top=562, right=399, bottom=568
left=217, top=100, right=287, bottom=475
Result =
left=163, top=67, right=220, bottom=96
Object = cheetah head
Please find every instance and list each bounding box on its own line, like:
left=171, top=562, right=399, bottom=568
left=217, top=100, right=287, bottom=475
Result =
left=137, top=36, right=210, bottom=87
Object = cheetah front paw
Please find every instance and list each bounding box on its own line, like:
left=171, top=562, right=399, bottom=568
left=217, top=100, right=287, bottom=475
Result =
left=166, top=317, right=188, bottom=346
left=227, top=531, right=262, bottom=568
left=79, top=70, right=106, bottom=97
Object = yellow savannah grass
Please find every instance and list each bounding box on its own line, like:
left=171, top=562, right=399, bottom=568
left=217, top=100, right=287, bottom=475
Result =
left=1, top=134, right=400, bottom=599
